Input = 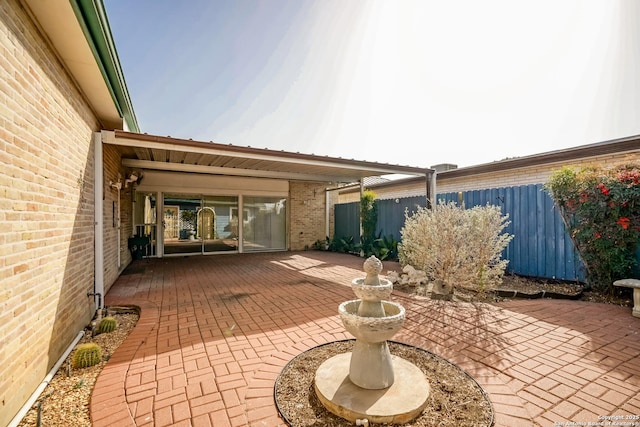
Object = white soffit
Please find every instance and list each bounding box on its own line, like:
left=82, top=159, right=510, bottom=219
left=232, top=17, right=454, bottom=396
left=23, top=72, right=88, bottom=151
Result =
left=105, top=131, right=430, bottom=183
left=23, top=0, right=123, bottom=129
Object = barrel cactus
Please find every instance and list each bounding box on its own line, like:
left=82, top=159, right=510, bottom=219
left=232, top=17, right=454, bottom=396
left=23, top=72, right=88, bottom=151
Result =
left=97, top=316, right=118, bottom=334
left=72, top=343, right=102, bottom=368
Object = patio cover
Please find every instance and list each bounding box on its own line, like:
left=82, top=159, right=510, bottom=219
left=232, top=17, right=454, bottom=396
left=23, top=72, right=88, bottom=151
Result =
left=103, top=130, right=433, bottom=184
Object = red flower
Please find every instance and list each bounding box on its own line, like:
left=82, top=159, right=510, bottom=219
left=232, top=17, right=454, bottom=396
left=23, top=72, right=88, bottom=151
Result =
left=597, top=182, right=610, bottom=196
left=579, top=192, right=589, bottom=203
left=617, top=217, right=630, bottom=229
left=594, top=232, right=602, bottom=239
left=617, top=170, right=640, bottom=185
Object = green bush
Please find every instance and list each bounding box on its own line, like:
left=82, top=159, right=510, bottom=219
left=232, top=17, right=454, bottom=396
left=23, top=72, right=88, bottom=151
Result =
left=327, top=235, right=357, bottom=254
left=399, top=201, right=513, bottom=294
left=545, top=163, right=640, bottom=292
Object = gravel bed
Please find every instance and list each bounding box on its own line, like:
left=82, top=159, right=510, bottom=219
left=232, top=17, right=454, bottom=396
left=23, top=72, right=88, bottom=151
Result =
left=17, top=309, right=139, bottom=427
left=275, top=340, right=493, bottom=427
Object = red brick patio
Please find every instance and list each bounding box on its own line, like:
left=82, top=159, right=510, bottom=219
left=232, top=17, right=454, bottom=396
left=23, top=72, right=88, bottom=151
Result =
left=91, top=252, right=640, bottom=426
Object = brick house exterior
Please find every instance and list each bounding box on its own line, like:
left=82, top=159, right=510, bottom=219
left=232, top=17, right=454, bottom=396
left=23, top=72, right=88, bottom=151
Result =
left=0, top=1, right=140, bottom=423
left=0, top=3, right=427, bottom=424
left=4, top=1, right=635, bottom=424
left=336, top=136, right=640, bottom=203
left=1, top=1, right=107, bottom=423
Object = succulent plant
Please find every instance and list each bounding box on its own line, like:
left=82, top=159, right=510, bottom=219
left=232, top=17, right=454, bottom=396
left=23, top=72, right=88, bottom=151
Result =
left=72, top=343, right=102, bottom=368
left=96, top=316, right=118, bottom=334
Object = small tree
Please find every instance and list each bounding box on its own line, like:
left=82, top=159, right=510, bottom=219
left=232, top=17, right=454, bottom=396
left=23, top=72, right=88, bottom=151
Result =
left=399, top=201, right=513, bottom=295
left=359, top=190, right=378, bottom=256
left=545, top=163, right=640, bottom=292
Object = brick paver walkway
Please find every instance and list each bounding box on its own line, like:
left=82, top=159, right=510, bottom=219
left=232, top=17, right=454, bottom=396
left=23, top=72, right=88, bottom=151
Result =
left=91, top=252, right=640, bottom=426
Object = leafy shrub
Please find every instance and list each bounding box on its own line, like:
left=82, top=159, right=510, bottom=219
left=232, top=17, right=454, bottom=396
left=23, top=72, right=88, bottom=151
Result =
left=327, top=235, right=357, bottom=254
left=399, top=201, right=513, bottom=293
left=372, top=234, right=399, bottom=261
left=545, top=163, right=640, bottom=292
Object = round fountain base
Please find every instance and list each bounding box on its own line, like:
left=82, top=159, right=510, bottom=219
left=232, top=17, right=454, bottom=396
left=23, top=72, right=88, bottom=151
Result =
left=314, top=352, right=430, bottom=424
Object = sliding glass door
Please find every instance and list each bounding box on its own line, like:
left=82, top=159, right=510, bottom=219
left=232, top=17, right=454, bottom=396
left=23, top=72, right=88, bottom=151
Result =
left=137, top=192, right=286, bottom=256
left=162, top=194, right=239, bottom=255
left=163, top=194, right=202, bottom=255
left=242, top=196, right=286, bottom=252
left=202, top=196, right=238, bottom=253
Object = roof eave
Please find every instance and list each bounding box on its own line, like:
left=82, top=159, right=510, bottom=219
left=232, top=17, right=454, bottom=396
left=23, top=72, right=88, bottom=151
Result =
left=71, top=0, right=139, bottom=132
left=105, top=130, right=432, bottom=183
left=439, top=134, right=640, bottom=179
left=110, top=130, right=432, bottom=177
left=22, top=0, right=139, bottom=132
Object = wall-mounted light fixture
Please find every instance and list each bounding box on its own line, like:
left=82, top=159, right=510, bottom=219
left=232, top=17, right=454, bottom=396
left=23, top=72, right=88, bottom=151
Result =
left=124, top=172, right=140, bottom=188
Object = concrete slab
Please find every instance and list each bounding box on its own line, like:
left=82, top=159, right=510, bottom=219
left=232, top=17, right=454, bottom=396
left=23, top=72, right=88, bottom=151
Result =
left=315, top=352, right=430, bottom=424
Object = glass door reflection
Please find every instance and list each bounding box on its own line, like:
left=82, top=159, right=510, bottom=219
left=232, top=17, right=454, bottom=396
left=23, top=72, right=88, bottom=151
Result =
left=163, top=194, right=202, bottom=255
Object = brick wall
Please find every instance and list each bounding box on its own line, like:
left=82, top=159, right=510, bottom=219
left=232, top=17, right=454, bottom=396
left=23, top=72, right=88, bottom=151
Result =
left=0, top=1, right=101, bottom=424
left=436, top=152, right=640, bottom=194
left=103, top=144, right=132, bottom=292
left=337, top=151, right=640, bottom=203
left=288, top=182, right=330, bottom=250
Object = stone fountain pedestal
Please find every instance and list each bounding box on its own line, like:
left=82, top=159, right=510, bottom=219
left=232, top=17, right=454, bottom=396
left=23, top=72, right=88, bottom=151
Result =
left=314, top=256, right=430, bottom=424
left=315, top=352, right=430, bottom=424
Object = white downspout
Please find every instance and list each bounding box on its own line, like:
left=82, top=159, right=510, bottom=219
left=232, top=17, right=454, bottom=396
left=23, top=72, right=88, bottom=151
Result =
left=94, top=132, right=104, bottom=309
left=116, top=185, right=121, bottom=268
left=7, top=330, right=85, bottom=427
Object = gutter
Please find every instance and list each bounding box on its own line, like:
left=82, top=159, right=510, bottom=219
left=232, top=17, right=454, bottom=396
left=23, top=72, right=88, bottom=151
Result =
left=70, top=0, right=139, bottom=132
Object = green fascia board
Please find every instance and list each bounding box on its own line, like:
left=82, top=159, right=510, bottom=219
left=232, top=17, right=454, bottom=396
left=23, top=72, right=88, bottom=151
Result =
left=70, top=0, right=140, bottom=132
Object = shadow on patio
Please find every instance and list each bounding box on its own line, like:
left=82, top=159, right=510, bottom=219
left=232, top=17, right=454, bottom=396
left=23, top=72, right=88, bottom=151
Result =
left=91, top=252, right=640, bottom=427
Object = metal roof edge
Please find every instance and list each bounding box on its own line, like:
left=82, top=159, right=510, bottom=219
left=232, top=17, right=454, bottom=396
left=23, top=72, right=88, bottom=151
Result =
left=70, top=0, right=139, bottom=132
left=438, top=134, right=640, bottom=179
left=110, top=130, right=433, bottom=176
left=335, top=134, right=640, bottom=193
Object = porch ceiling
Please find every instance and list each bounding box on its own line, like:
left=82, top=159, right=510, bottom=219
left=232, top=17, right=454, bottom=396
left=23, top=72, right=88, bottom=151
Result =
left=104, top=130, right=431, bottom=183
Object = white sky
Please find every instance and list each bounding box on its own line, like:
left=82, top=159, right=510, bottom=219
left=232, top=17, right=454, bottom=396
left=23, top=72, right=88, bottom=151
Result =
left=105, top=0, right=640, bottom=169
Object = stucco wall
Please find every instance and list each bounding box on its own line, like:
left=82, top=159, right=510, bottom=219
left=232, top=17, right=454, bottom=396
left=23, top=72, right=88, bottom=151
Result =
left=0, top=1, right=100, bottom=424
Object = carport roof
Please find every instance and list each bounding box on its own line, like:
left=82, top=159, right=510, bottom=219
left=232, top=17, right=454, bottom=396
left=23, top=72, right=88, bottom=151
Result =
left=104, top=130, right=432, bottom=184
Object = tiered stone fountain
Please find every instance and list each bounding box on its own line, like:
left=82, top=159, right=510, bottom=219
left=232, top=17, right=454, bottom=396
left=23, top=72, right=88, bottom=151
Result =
left=314, top=256, right=430, bottom=424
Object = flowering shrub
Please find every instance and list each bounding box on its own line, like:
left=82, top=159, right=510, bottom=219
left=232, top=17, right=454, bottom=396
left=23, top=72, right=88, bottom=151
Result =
left=545, top=163, right=640, bottom=292
left=398, top=201, right=513, bottom=294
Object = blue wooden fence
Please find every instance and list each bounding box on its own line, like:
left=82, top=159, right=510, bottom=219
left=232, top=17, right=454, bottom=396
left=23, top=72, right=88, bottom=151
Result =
left=334, top=203, right=360, bottom=243
left=376, top=196, right=428, bottom=241
left=437, top=184, right=585, bottom=281
left=333, top=184, right=587, bottom=281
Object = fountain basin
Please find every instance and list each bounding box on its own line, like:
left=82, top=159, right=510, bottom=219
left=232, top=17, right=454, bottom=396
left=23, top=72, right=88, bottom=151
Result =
left=351, top=277, right=394, bottom=301
left=339, top=300, right=405, bottom=343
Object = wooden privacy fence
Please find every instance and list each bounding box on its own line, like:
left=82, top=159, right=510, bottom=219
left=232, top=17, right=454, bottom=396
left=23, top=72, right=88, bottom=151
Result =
left=437, top=184, right=585, bottom=282
left=333, top=184, right=587, bottom=282
left=334, top=196, right=428, bottom=244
